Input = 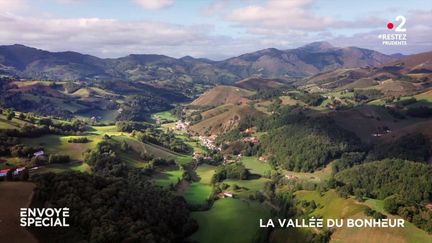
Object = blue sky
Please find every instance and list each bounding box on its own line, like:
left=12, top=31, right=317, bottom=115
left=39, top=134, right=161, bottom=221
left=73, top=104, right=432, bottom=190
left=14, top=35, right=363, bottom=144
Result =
left=0, top=0, right=431, bottom=59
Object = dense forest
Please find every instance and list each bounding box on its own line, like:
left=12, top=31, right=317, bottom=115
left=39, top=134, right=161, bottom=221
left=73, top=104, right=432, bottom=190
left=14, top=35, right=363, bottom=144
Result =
left=31, top=172, right=197, bottom=243
left=258, top=110, right=363, bottom=172
left=335, top=159, right=432, bottom=232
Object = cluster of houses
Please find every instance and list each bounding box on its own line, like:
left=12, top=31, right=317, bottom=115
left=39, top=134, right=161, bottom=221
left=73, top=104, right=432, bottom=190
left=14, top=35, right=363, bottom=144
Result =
left=198, top=135, right=220, bottom=151
left=176, top=120, right=190, bottom=131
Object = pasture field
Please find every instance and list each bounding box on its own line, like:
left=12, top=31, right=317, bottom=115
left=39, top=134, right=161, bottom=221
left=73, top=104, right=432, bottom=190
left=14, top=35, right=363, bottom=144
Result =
left=184, top=182, right=213, bottom=205
left=190, top=198, right=271, bottom=243
left=282, top=162, right=332, bottom=184
left=241, top=156, right=271, bottom=175
left=195, top=164, right=216, bottom=184
left=22, top=134, right=101, bottom=161
left=224, top=177, right=269, bottom=199
left=152, top=111, right=177, bottom=123
left=0, top=182, right=37, bottom=243
left=183, top=164, right=215, bottom=205
left=32, top=162, right=91, bottom=174
left=153, top=167, right=182, bottom=188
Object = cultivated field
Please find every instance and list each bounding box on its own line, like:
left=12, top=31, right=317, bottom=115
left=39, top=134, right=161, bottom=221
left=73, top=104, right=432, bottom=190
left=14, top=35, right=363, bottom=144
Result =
left=0, top=182, right=37, bottom=243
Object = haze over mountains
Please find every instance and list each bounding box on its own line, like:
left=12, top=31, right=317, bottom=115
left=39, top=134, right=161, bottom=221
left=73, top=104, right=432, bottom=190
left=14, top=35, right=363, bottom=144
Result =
left=0, top=42, right=399, bottom=85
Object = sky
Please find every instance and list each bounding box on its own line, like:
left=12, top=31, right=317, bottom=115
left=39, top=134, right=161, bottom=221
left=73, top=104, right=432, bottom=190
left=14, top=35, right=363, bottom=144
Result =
left=0, top=0, right=431, bottom=60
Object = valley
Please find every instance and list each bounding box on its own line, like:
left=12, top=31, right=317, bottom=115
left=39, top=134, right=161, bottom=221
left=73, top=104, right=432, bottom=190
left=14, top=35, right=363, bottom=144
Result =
left=0, top=44, right=432, bottom=243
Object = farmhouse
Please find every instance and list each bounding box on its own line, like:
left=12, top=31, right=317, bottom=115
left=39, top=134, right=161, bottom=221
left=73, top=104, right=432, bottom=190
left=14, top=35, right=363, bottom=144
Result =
left=33, top=150, right=44, bottom=157
left=242, top=137, right=260, bottom=144
left=218, top=192, right=234, bottom=198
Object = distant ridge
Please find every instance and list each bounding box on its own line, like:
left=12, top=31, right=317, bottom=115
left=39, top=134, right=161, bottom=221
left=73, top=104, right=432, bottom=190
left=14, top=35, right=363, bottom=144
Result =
left=0, top=42, right=401, bottom=85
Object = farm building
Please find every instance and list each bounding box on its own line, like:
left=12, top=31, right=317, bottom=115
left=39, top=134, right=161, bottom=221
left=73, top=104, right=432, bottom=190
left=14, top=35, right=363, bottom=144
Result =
left=33, top=151, right=44, bottom=157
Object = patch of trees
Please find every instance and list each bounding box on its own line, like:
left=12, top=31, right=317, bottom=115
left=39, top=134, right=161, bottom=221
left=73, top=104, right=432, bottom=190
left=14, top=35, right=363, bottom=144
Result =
left=364, top=207, right=386, bottom=220
left=48, top=154, right=70, bottom=164
left=289, top=92, right=324, bottom=106
left=367, top=133, right=430, bottom=162
left=133, top=128, right=192, bottom=154
left=0, top=120, right=87, bottom=138
left=1, top=92, right=74, bottom=119
left=250, top=88, right=284, bottom=100
left=115, top=121, right=153, bottom=133
left=212, top=162, right=250, bottom=183
left=334, top=159, right=432, bottom=232
left=84, top=140, right=129, bottom=177
left=406, top=106, right=432, bottom=118
left=353, top=89, right=383, bottom=102
left=67, top=137, right=89, bottom=143
left=30, top=172, right=197, bottom=243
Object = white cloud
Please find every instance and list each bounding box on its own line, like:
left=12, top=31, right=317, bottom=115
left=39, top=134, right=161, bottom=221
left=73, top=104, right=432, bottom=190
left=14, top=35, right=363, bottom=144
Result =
left=133, top=0, right=174, bottom=10
left=0, top=0, right=28, bottom=13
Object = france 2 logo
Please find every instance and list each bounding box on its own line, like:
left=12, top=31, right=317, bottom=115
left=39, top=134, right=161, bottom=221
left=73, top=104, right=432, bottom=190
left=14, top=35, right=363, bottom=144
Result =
left=387, top=16, right=406, bottom=32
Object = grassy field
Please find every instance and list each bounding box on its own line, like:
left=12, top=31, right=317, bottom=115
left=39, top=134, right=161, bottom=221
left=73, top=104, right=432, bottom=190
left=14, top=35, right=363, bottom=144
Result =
left=190, top=198, right=271, bottom=243
left=241, top=156, right=271, bottom=175
left=22, top=134, right=102, bottom=161
left=282, top=162, right=332, bottom=184
left=293, top=190, right=432, bottom=243
left=184, top=182, right=213, bottom=205
left=153, top=167, right=182, bottom=188
left=0, top=182, right=37, bottom=243
left=183, top=164, right=216, bottom=205
left=152, top=111, right=177, bottom=123
left=195, top=164, right=216, bottom=184
left=224, top=177, right=270, bottom=199
left=31, top=162, right=91, bottom=174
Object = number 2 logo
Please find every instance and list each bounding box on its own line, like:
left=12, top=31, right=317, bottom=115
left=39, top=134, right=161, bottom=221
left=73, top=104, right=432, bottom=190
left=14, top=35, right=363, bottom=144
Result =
left=394, top=16, right=406, bottom=32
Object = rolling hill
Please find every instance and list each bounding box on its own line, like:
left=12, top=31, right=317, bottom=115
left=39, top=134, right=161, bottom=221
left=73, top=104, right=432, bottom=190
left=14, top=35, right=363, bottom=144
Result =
left=301, top=51, right=432, bottom=95
left=189, top=104, right=264, bottom=136
left=191, top=85, right=254, bottom=107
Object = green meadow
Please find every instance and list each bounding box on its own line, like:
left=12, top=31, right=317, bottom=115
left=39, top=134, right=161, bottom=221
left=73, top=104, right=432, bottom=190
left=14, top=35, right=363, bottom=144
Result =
left=183, top=164, right=216, bottom=205
left=241, top=156, right=271, bottom=175
left=184, top=182, right=213, bottom=205
left=190, top=198, right=271, bottom=243
left=152, top=111, right=177, bottom=123
left=153, top=168, right=183, bottom=188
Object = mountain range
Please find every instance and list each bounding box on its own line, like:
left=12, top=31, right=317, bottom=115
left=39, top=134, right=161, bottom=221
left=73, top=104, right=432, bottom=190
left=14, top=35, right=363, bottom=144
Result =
left=0, top=42, right=399, bottom=87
